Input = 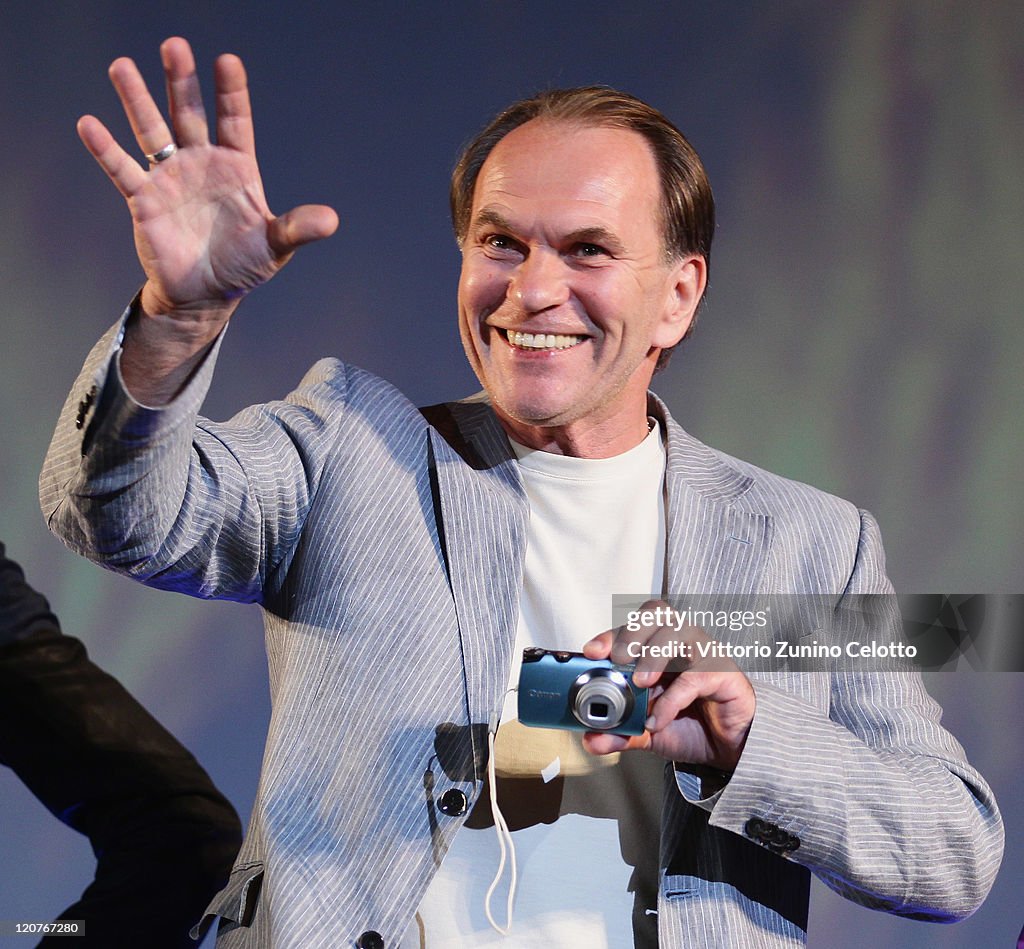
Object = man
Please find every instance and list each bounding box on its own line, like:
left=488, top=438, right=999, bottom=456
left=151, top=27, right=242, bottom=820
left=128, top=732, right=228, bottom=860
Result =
left=0, top=540, right=242, bottom=946
left=41, top=37, right=1002, bottom=947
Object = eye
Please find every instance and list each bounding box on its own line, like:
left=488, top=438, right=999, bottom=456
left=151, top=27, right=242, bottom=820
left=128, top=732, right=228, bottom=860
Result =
left=482, top=233, right=523, bottom=256
left=572, top=242, right=609, bottom=259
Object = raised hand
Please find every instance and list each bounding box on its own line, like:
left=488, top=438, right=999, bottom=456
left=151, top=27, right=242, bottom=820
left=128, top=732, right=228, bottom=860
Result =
left=78, top=37, right=338, bottom=402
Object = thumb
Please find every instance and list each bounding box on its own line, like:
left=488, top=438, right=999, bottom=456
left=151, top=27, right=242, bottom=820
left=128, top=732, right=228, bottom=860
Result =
left=582, top=730, right=649, bottom=756
left=268, top=204, right=339, bottom=257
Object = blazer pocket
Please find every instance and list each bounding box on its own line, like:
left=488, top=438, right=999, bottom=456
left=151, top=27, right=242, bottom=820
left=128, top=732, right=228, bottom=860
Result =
left=189, top=861, right=264, bottom=941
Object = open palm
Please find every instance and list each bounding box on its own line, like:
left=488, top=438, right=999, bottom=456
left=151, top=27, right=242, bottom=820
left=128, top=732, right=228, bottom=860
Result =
left=78, top=37, right=337, bottom=320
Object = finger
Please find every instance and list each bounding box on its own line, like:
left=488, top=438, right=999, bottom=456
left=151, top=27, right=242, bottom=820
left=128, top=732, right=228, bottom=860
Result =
left=629, top=623, right=690, bottom=686
left=632, top=631, right=706, bottom=687
left=267, top=205, right=339, bottom=257
left=77, top=115, right=148, bottom=198
left=610, top=598, right=674, bottom=669
left=582, top=630, right=614, bottom=660
left=582, top=730, right=650, bottom=756
left=646, top=669, right=750, bottom=733
left=109, top=59, right=180, bottom=166
left=108, top=57, right=176, bottom=164
left=214, top=53, right=255, bottom=156
left=645, top=673, right=700, bottom=732
left=161, top=37, right=209, bottom=147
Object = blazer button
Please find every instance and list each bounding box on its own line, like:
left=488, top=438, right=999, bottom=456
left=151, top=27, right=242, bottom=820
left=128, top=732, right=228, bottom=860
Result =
left=744, top=817, right=769, bottom=840
left=356, top=931, right=384, bottom=949
left=768, top=825, right=792, bottom=848
left=438, top=788, right=468, bottom=816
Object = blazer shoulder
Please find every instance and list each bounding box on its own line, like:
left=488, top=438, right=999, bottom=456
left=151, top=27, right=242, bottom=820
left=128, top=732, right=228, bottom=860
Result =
left=290, top=358, right=429, bottom=439
left=700, top=440, right=886, bottom=593
left=661, top=407, right=867, bottom=555
left=715, top=445, right=861, bottom=530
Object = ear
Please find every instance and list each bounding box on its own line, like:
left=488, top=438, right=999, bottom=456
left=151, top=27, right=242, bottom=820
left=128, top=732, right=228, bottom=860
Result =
left=651, top=255, right=707, bottom=349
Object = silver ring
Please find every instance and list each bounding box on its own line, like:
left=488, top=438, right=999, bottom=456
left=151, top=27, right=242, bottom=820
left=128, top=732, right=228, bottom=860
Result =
left=145, top=142, right=178, bottom=164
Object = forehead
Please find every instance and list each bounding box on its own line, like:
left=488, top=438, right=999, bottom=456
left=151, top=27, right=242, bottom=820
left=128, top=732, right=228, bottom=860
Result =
left=471, top=119, right=662, bottom=234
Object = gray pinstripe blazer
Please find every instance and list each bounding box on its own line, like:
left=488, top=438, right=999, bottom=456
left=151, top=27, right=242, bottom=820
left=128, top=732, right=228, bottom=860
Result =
left=40, top=321, right=1003, bottom=948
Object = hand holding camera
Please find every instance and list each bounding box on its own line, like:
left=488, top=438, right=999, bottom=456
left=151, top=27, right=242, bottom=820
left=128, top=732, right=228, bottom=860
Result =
left=579, top=600, right=756, bottom=771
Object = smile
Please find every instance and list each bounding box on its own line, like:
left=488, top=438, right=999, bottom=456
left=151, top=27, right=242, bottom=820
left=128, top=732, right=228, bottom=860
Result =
left=503, top=330, right=586, bottom=351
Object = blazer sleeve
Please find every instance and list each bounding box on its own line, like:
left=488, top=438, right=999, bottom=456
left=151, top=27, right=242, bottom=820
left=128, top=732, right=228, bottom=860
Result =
left=677, top=510, right=1004, bottom=921
left=38, top=309, right=351, bottom=603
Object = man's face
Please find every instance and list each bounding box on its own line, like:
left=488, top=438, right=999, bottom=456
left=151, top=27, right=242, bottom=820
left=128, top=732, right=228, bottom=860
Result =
left=458, top=119, right=704, bottom=456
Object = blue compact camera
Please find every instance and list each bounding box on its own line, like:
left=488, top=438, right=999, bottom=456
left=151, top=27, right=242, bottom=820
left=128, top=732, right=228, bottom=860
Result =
left=517, top=647, right=649, bottom=735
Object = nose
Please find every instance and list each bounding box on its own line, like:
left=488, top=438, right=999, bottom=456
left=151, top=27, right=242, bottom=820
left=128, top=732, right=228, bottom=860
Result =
left=510, top=249, right=570, bottom=313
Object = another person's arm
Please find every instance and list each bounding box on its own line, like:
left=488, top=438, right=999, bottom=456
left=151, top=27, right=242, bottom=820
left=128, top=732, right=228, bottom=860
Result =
left=0, top=541, right=242, bottom=947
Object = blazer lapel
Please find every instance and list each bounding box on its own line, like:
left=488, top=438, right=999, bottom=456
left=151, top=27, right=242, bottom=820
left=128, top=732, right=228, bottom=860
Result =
left=423, top=392, right=772, bottom=757
left=652, top=396, right=773, bottom=597
left=424, top=398, right=527, bottom=744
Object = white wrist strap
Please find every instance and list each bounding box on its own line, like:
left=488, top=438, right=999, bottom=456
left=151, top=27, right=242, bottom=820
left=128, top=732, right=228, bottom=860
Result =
left=484, top=713, right=517, bottom=935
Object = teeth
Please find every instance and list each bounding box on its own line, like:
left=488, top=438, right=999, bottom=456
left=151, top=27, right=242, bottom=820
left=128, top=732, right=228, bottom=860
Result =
left=507, top=331, right=584, bottom=350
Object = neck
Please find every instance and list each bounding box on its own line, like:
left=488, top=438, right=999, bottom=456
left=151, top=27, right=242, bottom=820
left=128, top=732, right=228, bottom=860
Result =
left=496, top=408, right=653, bottom=459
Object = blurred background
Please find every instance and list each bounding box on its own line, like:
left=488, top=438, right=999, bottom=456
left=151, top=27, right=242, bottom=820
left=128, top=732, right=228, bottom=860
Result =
left=1, top=2, right=1020, bottom=945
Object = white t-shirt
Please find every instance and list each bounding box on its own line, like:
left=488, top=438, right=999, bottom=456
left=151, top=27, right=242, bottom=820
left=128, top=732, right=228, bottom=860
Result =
left=406, top=422, right=667, bottom=947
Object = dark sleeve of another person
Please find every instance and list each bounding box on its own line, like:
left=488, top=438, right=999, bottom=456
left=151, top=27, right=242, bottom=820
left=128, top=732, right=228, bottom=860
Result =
left=0, top=541, right=243, bottom=948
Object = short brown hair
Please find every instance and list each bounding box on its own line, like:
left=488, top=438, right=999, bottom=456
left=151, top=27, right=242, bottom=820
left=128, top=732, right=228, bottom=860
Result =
left=450, top=87, right=715, bottom=362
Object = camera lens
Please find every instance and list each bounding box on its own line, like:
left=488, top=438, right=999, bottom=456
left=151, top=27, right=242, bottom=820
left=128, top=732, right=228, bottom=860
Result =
left=569, top=668, right=634, bottom=730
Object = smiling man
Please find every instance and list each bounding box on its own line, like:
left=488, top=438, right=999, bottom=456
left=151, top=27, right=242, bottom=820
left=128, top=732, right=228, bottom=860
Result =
left=41, top=38, right=1001, bottom=948
left=456, top=118, right=704, bottom=457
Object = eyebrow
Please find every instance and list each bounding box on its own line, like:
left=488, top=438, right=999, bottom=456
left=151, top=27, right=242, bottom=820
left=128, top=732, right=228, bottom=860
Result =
left=563, top=226, right=625, bottom=255
left=470, top=209, right=626, bottom=255
left=471, top=208, right=515, bottom=234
